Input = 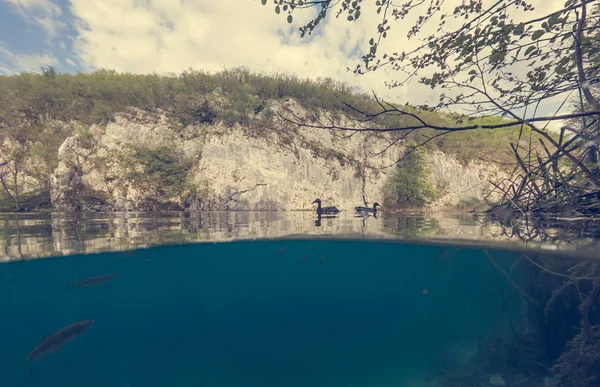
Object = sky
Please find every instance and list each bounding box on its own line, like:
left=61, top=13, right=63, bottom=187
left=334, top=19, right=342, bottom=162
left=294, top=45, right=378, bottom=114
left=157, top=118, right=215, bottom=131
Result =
left=0, top=0, right=572, bottom=126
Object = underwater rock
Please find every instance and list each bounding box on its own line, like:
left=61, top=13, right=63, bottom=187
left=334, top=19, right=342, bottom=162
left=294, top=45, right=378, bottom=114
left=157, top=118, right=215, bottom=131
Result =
left=541, top=377, right=555, bottom=387
left=489, top=375, right=506, bottom=386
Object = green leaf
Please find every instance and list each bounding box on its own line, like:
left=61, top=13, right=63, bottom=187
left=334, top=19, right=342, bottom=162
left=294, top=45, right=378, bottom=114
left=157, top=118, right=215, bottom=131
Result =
left=261, top=0, right=267, bottom=5
left=468, top=69, right=477, bottom=75
left=347, top=15, right=354, bottom=21
left=355, top=10, right=361, bottom=19
left=287, top=14, right=293, bottom=23
left=513, top=23, right=524, bottom=35
left=548, top=13, right=560, bottom=28
left=369, top=38, right=374, bottom=45
left=531, top=30, right=545, bottom=40
left=525, top=46, right=536, bottom=56
left=538, top=71, right=546, bottom=81
left=275, top=5, right=280, bottom=14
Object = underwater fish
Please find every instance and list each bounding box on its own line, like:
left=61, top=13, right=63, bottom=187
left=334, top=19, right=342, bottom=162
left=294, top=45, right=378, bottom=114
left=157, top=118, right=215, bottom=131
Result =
left=26, top=320, right=94, bottom=363
left=277, top=247, right=287, bottom=255
left=301, top=255, right=308, bottom=263
left=71, top=274, right=116, bottom=287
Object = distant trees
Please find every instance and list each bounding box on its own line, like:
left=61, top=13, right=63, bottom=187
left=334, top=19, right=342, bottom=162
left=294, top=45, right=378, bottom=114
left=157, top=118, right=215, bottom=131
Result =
left=0, top=132, right=28, bottom=210
left=0, top=66, right=527, bottom=164
left=0, top=88, right=35, bottom=210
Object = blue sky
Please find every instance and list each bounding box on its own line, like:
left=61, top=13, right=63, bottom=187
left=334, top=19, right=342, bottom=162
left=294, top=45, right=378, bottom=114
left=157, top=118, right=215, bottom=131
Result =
left=0, top=0, right=79, bottom=73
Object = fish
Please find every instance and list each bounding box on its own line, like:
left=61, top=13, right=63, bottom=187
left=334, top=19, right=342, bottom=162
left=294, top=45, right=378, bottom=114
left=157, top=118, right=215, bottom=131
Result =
left=276, top=247, right=287, bottom=255
left=26, top=320, right=94, bottom=364
left=71, top=274, right=116, bottom=287
left=300, top=255, right=308, bottom=263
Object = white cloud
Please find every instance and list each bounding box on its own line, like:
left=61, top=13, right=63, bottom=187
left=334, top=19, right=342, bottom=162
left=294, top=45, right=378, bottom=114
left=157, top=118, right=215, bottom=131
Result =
left=65, top=57, right=76, bottom=66
left=67, top=0, right=573, bottom=123
left=2, top=0, right=66, bottom=38
left=0, top=43, right=58, bottom=74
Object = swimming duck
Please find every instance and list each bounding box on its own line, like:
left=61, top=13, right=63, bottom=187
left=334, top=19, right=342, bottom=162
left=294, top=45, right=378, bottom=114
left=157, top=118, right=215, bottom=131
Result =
left=311, top=198, right=340, bottom=215
left=355, top=202, right=381, bottom=214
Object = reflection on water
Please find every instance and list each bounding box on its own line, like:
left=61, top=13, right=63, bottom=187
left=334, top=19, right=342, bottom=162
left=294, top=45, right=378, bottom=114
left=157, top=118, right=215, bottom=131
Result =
left=1, top=211, right=600, bottom=261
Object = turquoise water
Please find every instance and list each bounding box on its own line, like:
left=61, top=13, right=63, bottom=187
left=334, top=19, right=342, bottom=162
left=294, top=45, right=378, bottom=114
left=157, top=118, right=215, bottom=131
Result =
left=0, top=239, right=524, bottom=387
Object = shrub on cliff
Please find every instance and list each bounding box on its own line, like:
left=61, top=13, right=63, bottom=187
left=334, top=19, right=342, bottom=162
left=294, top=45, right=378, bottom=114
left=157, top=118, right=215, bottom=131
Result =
left=174, top=95, right=217, bottom=127
left=121, top=146, right=193, bottom=201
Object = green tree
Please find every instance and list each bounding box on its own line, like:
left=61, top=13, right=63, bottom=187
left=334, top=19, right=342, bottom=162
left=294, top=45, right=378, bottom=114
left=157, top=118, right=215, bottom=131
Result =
left=121, top=146, right=192, bottom=200
left=383, top=144, right=436, bottom=207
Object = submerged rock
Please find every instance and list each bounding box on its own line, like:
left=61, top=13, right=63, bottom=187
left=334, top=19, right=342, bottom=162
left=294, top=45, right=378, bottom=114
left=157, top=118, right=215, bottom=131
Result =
left=490, top=375, right=506, bottom=386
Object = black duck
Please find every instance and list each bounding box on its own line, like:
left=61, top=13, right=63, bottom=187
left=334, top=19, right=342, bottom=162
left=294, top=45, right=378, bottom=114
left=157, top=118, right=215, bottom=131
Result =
left=311, top=198, right=340, bottom=215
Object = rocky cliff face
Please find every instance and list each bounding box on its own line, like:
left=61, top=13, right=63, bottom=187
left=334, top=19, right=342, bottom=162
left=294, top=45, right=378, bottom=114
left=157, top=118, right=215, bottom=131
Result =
left=50, top=99, right=506, bottom=212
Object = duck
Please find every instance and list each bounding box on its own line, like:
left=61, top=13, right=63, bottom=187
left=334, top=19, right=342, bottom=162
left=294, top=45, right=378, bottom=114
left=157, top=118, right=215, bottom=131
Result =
left=311, top=198, right=340, bottom=215
left=355, top=202, right=381, bottom=214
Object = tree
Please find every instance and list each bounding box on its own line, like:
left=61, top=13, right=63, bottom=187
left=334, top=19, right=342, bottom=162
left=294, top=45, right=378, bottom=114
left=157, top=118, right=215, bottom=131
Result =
left=261, top=0, right=599, bottom=117
left=260, top=0, right=600, bottom=214
left=0, top=127, right=32, bottom=210
left=0, top=88, right=37, bottom=210
left=121, top=146, right=193, bottom=201
left=383, top=143, right=436, bottom=206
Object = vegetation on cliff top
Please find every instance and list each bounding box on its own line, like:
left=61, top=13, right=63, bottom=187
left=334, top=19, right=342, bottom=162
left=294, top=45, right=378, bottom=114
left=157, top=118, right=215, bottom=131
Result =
left=0, top=67, right=531, bottom=211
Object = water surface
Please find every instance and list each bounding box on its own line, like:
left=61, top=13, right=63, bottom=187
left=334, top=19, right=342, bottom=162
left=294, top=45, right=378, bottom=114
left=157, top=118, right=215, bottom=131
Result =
left=2, top=211, right=599, bottom=261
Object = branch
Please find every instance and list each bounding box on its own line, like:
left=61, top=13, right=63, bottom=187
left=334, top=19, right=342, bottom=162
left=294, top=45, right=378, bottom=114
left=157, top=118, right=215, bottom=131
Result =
left=574, top=0, right=600, bottom=111
left=278, top=109, right=600, bottom=133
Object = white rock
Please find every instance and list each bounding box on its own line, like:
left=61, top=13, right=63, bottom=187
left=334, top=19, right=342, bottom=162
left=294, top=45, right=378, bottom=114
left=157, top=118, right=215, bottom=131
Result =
left=49, top=102, right=508, bottom=211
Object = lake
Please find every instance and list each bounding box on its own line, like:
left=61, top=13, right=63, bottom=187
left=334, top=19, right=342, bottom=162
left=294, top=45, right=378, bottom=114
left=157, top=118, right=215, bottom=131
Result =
left=0, top=211, right=598, bottom=387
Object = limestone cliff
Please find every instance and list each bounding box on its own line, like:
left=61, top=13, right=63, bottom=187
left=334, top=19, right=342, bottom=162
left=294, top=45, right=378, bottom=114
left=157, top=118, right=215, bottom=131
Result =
left=49, top=98, right=506, bottom=212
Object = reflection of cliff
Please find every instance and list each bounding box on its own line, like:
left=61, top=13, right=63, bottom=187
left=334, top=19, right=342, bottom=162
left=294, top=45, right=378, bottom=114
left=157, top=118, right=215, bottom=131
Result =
left=0, top=211, right=519, bottom=262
